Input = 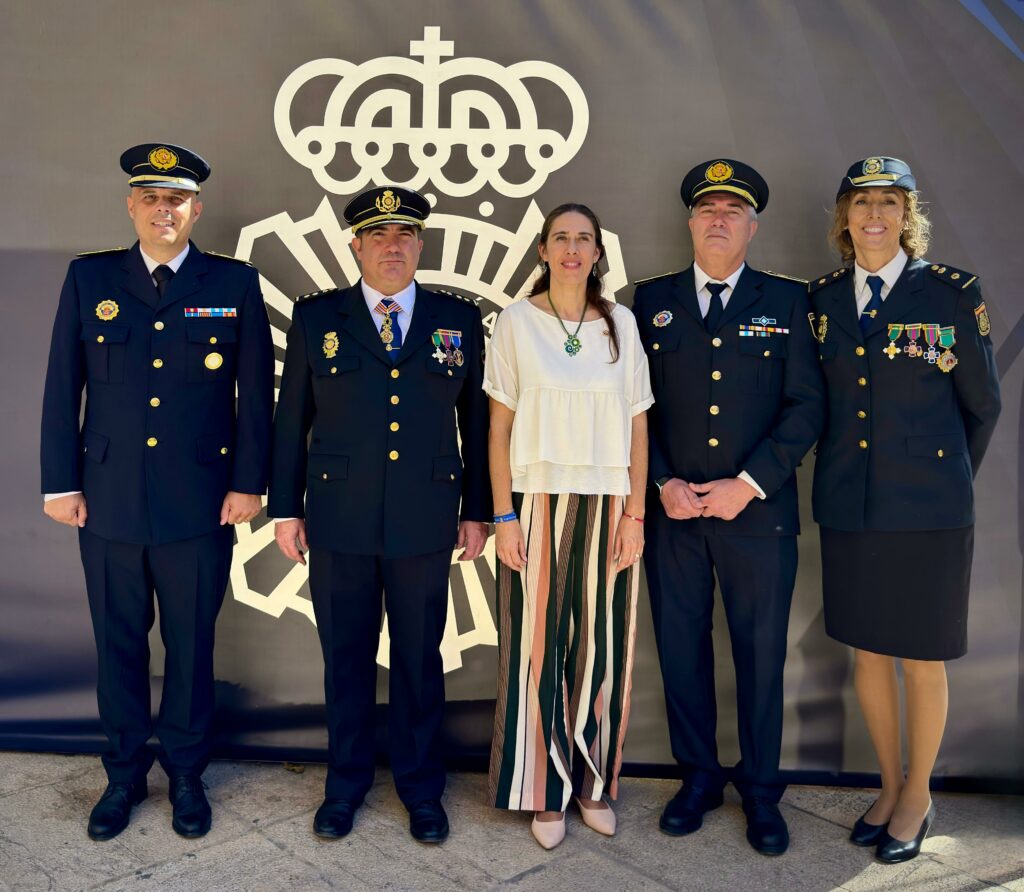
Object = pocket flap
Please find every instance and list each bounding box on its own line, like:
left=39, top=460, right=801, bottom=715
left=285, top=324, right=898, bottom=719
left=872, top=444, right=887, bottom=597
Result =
left=906, top=434, right=966, bottom=458
left=425, top=356, right=469, bottom=378
left=81, top=323, right=129, bottom=344
left=739, top=335, right=789, bottom=358
left=186, top=324, right=238, bottom=345
left=308, top=453, right=349, bottom=480
left=432, top=454, right=463, bottom=482
left=315, top=355, right=360, bottom=377
left=82, top=429, right=109, bottom=463
left=196, top=435, right=232, bottom=465
left=647, top=329, right=682, bottom=354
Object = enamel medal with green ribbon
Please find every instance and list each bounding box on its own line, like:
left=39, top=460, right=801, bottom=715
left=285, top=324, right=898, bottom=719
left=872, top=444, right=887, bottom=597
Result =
left=922, top=324, right=941, bottom=364
left=937, top=326, right=958, bottom=373
left=884, top=324, right=904, bottom=359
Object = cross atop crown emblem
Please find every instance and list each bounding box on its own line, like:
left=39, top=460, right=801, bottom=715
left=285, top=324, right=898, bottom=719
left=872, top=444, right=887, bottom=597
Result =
left=274, top=27, right=589, bottom=198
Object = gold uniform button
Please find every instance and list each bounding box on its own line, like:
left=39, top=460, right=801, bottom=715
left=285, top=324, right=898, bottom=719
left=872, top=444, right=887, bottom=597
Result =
left=150, top=397, right=161, bottom=407
left=763, top=349, right=771, bottom=357
left=209, top=336, right=218, bottom=344
left=450, top=473, right=456, bottom=481
left=96, top=335, right=105, bottom=343
left=652, top=343, right=660, bottom=351
left=390, top=422, right=400, bottom=432
left=146, top=437, right=158, bottom=447
left=154, top=321, right=165, bottom=331
left=855, top=346, right=866, bottom=356
left=711, top=370, right=722, bottom=381
left=857, top=410, right=866, bottom=419
left=708, top=437, right=719, bottom=447
left=857, top=376, right=867, bottom=386
left=322, top=473, right=328, bottom=480
left=204, top=352, right=223, bottom=370
left=391, top=369, right=400, bottom=379
left=447, top=370, right=453, bottom=377
left=331, top=366, right=337, bottom=374
left=153, top=358, right=164, bottom=368
left=390, top=395, right=400, bottom=405
left=859, top=439, right=868, bottom=449
left=220, top=447, right=228, bottom=455
left=389, top=450, right=399, bottom=461
left=937, top=449, right=944, bottom=458
left=712, top=337, right=722, bottom=347
left=709, top=405, right=720, bottom=415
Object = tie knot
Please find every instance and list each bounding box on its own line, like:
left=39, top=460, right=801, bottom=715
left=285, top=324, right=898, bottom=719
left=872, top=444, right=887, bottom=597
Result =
left=866, top=275, right=884, bottom=298
left=706, top=282, right=727, bottom=299
left=377, top=297, right=402, bottom=315
left=153, top=264, right=174, bottom=284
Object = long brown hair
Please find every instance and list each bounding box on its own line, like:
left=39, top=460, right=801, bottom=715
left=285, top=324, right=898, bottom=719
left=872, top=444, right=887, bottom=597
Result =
left=828, top=188, right=931, bottom=265
left=529, top=203, right=620, bottom=362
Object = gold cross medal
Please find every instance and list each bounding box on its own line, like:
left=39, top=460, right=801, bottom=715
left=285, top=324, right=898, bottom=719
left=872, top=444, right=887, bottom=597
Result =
left=883, top=324, right=904, bottom=359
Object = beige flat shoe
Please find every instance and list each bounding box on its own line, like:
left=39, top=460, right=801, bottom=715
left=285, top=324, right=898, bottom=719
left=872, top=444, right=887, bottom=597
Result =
left=531, top=812, right=566, bottom=849
left=575, top=797, right=616, bottom=836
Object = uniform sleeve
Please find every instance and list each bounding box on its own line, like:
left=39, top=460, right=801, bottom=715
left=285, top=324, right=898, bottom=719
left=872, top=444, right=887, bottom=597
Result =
left=230, top=268, right=275, bottom=494
left=40, top=264, right=86, bottom=493
left=631, top=287, right=672, bottom=483
left=741, top=289, right=827, bottom=497
left=267, top=301, right=315, bottom=518
left=952, top=282, right=1001, bottom=475
left=457, top=305, right=492, bottom=522
left=482, top=307, right=518, bottom=411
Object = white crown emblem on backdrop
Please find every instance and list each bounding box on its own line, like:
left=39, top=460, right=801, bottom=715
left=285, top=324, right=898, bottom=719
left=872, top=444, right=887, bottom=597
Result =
left=231, top=27, right=627, bottom=673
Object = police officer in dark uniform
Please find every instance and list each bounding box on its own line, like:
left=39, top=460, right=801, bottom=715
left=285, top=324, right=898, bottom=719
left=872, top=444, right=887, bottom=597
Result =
left=810, top=157, right=1000, bottom=863
left=40, top=144, right=274, bottom=840
left=632, top=160, right=825, bottom=855
left=269, top=186, right=490, bottom=843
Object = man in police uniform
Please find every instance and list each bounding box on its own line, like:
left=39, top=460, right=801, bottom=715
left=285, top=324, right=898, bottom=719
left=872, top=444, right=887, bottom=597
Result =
left=270, top=185, right=490, bottom=843
left=632, top=160, right=825, bottom=855
left=40, top=144, right=274, bottom=840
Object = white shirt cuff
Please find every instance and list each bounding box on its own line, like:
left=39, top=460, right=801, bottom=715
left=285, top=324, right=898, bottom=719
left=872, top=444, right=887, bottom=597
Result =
left=274, top=517, right=298, bottom=522
left=44, top=491, right=81, bottom=501
left=738, top=471, right=766, bottom=500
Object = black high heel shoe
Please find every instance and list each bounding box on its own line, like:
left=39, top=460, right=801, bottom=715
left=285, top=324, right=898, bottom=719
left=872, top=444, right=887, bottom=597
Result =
left=849, top=801, right=888, bottom=847
left=875, top=803, right=935, bottom=863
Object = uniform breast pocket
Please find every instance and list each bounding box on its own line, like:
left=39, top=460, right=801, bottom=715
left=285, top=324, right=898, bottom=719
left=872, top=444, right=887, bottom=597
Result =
left=425, top=355, right=468, bottom=399
left=646, top=330, right=683, bottom=389
left=81, top=323, right=130, bottom=383
left=739, top=336, right=789, bottom=393
left=186, top=323, right=238, bottom=383
left=314, top=355, right=360, bottom=379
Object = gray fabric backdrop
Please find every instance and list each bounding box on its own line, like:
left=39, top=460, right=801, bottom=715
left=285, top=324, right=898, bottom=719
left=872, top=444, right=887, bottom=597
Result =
left=2, top=0, right=1022, bottom=784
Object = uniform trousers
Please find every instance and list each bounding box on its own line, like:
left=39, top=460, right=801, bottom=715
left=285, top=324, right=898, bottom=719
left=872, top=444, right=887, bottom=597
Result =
left=308, top=547, right=451, bottom=808
left=78, top=525, right=232, bottom=784
left=644, top=516, right=796, bottom=802
left=489, top=493, right=640, bottom=812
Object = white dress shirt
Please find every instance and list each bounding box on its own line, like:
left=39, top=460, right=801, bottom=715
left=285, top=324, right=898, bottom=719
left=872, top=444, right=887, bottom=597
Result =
left=854, top=248, right=908, bottom=316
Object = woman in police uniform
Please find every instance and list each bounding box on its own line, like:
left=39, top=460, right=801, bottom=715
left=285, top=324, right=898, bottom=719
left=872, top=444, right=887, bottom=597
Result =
left=809, top=157, right=1000, bottom=863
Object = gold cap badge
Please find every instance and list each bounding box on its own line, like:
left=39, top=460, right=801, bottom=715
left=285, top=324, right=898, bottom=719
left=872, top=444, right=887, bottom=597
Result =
left=706, top=161, right=734, bottom=184
left=375, top=190, right=401, bottom=214
left=148, top=147, right=179, bottom=171
left=862, top=157, right=884, bottom=175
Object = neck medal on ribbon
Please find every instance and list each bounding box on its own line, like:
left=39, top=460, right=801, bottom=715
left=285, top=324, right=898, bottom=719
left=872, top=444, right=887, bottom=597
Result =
left=884, top=324, right=904, bottom=359
left=431, top=329, right=464, bottom=367
left=936, top=326, right=958, bottom=373
left=903, top=323, right=922, bottom=358
left=375, top=299, right=400, bottom=351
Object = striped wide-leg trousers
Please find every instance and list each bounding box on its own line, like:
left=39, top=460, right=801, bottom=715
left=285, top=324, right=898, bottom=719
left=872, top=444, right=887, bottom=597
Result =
left=488, top=492, right=640, bottom=812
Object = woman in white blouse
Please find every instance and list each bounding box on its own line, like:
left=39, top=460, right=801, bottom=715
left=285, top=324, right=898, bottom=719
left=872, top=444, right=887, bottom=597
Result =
left=484, top=204, right=653, bottom=849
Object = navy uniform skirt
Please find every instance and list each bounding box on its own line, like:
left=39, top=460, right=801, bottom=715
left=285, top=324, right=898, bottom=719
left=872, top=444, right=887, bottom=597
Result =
left=820, top=526, right=974, bottom=661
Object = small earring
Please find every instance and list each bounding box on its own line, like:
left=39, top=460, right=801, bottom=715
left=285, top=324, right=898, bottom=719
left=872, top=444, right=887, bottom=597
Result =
left=590, top=265, right=599, bottom=278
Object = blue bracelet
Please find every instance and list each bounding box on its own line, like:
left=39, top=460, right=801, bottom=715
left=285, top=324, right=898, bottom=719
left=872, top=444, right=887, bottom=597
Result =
left=493, top=511, right=517, bottom=524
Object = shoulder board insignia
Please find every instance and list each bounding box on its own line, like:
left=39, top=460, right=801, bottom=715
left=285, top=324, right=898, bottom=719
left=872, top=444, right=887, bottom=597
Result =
left=76, top=247, right=128, bottom=257
left=762, top=270, right=808, bottom=285
left=633, top=270, right=680, bottom=286
left=436, top=288, right=479, bottom=305
left=205, top=250, right=253, bottom=267
left=809, top=268, right=850, bottom=292
left=296, top=288, right=341, bottom=302
left=927, top=262, right=977, bottom=290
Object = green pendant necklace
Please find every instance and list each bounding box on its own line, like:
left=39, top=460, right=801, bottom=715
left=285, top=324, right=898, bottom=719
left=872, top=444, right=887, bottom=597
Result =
left=547, top=293, right=585, bottom=356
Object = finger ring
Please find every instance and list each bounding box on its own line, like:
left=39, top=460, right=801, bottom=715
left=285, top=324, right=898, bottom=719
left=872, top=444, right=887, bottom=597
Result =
left=634, top=553, right=641, bottom=560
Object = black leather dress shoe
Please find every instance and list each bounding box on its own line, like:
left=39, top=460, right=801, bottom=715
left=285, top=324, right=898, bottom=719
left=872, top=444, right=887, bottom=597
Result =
left=850, top=802, right=888, bottom=847
left=743, top=798, right=789, bottom=855
left=88, top=780, right=148, bottom=840
left=876, top=803, right=935, bottom=864
left=314, top=798, right=357, bottom=838
left=659, top=784, right=724, bottom=836
left=408, top=799, right=449, bottom=843
left=169, top=775, right=212, bottom=838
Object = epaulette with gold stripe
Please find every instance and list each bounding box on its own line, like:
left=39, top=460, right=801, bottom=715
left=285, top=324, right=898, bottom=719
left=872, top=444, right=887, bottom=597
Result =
left=296, top=288, right=341, bottom=302
left=206, top=250, right=253, bottom=267
left=633, top=270, right=681, bottom=286
left=436, top=288, right=479, bottom=305
left=927, top=262, right=978, bottom=290
left=76, top=247, right=128, bottom=257
left=763, top=270, right=808, bottom=285
left=809, top=267, right=850, bottom=292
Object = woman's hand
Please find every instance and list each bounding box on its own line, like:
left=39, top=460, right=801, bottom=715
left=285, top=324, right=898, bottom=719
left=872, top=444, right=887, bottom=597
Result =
left=495, top=519, right=528, bottom=571
left=613, top=515, right=644, bottom=572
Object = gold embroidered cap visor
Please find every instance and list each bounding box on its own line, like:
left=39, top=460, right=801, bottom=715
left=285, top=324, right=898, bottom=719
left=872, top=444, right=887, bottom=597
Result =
left=120, top=142, right=211, bottom=193
left=680, top=158, right=769, bottom=213
left=343, top=185, right=431, bottom=234
left=836, top=156, right=916, bottom=202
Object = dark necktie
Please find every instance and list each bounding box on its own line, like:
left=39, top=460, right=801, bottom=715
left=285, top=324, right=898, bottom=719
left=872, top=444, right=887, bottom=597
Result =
left=861, top=275, right=884, bottom=333
left=705, top=282, right=726, bottom=333
left=153, top=264, right=175, bottom=299
left=379, top=298, right=403, bottom=351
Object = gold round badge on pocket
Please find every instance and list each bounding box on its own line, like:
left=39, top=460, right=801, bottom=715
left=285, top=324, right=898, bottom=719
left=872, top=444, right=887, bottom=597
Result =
left=205, top=352, right=223, bottom=370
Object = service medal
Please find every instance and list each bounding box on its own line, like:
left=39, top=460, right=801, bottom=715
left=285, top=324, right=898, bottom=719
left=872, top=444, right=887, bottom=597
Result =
left=322, top=331, right=339, bottom=359
left=937, top=325, right=958, bottom=373
left=95, top=299, right=119, bottom=321
left=903, top=323, right=923, bottom=358
left=922, top=324, right=940, bottom=364
left=884, top=323, right=904, bottom=359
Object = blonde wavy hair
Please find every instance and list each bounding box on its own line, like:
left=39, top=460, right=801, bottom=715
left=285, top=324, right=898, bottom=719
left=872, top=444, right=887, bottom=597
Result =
left=828, top=189, right=931, bottom=264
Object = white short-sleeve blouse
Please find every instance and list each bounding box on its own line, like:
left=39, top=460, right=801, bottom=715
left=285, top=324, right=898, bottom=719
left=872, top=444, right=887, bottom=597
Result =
left=483, top=299, right=654, bottom=496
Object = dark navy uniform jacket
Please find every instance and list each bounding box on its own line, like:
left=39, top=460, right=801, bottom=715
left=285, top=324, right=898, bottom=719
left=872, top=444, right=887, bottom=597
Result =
left=40, top=242, right=274, bottom=545
left=810, top=258, right=1001, bottom=532
left=268, top=282, right=491, bottom=558
left=633, top=265, right=826, bottom=536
